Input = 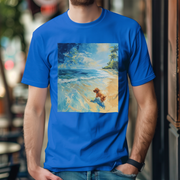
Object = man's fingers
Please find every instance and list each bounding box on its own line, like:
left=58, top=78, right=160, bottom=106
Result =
left=52, top=176, right=63, bottom=180
left=47, top=173, right=63, bottom=180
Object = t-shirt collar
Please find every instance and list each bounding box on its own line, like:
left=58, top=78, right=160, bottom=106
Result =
left=64, top=6, right=106, bottom=28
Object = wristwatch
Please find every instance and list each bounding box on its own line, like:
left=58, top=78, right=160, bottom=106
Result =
left=126, top=158, right=145, bottom=172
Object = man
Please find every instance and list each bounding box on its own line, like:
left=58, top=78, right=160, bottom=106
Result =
left=21, top=0, right=158, bottom=180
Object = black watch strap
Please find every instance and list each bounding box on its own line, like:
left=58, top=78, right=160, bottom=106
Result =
left=126, top=158, right=145, bottom=172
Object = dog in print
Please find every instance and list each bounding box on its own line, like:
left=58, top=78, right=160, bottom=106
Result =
left=93, top=88, right=106, bottom=102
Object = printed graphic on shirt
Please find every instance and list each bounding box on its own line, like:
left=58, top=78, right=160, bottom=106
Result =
left=57, top=43, right=118, bottom=112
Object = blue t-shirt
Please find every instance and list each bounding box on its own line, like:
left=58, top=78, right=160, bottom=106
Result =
left=21, top=6, right=156, bottom=172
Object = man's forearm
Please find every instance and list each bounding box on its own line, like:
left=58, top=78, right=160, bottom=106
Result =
left=23, top=105, right=45, bottom=174
left=129, top=100, right=158, bottom=163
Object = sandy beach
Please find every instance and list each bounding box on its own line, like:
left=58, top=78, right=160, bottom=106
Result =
left=91, top=68, right=118, bottom=113
left=58, top=68, right=119, bottom=113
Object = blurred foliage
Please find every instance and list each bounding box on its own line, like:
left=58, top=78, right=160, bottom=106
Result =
left=0, top=0, right=26, bottom=52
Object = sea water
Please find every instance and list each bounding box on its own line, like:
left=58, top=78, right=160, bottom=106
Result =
left=57, top=68, right=116, bottom=112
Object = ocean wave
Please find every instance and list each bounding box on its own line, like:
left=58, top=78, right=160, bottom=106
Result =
left=58, top=74, right=113, bottom=83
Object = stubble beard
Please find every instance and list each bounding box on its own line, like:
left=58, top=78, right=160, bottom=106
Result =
left=70, top=0, right=95, bottom=6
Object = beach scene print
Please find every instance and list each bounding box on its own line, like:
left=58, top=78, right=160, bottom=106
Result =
left=57, top=43, right=119, bottom=112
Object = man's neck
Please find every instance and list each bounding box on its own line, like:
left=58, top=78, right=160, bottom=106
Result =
left=68, top=2, right=102, bottom=23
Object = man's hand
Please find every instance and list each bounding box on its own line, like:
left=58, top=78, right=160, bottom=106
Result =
left=29, top=166, right=63, bottom=180
left=115, top=163, right=139, bottom=176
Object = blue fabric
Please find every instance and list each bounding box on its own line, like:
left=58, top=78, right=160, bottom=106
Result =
left=21, top=6, right=156, bottom=172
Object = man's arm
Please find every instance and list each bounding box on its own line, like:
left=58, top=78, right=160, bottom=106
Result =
left=23, top=85, right=62, bottom=180
left=23, top=85, right=47, bottom=173
left=116, top=80, right=158, bottom=175
left=129, top=80, right=158, bottom=164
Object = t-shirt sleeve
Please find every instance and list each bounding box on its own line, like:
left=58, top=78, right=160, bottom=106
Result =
left=128, top=26, right=156, bottom=86
left=21, top=31, right=50, bottom=88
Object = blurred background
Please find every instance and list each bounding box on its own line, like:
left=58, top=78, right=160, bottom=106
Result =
left=0, top=0, right=179, bottom=180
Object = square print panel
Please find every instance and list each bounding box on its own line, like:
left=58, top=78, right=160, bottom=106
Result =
left=57, top=43, right=119, bottom=113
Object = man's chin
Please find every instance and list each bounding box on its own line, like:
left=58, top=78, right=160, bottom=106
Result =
left=70, top=0, right=95, bottom=6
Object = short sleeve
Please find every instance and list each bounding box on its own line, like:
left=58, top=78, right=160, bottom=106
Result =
left=21, top=31, right=50, bottom=88
left=128, top=26, right=156, bottom=86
